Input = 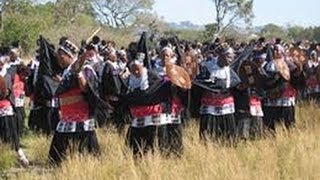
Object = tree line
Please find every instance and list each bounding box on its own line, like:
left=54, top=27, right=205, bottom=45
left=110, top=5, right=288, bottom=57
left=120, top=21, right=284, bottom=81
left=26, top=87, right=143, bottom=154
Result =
left=0, top=0, right=319, bottom=54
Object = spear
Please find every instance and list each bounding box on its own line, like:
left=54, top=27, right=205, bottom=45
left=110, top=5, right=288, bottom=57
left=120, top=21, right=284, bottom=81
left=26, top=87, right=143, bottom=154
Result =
left=86, top=27, right=102, bottom=44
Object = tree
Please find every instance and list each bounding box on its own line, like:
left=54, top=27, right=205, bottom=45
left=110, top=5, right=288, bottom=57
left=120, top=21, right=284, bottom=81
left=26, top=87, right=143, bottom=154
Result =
left=312, top=27, right=320, bottom=42
left=133, top=12, right=168, bottom=37
left=0, top=0, right=9, bottom=30
left=163, top=29, right=202, bottom=42
left=91, top=0, right=154, bottom=28
left=201, top=23, right=218, bottom=41
left=287, top=25, right=305, bottom=41
left=53, top=0, right=91, bottom=25
left=211, top=0, right=254, bottom=36
left=259, top=23, right=288, bottom=40
left=0, top=0, right=49, bottom=52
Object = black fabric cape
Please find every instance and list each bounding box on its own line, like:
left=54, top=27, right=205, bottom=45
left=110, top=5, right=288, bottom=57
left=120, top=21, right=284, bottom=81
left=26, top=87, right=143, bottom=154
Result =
left=123, top=71, right=172, bottom=107
left=34, top=36, right=61, bottom=104
left=100, top=62, right=127, bottom=98
left=137, top=32, right=151, bottom=69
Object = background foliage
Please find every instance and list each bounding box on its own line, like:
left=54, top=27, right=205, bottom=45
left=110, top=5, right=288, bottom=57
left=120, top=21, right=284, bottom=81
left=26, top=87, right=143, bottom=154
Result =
left=0, top=0, right=319, bottom=56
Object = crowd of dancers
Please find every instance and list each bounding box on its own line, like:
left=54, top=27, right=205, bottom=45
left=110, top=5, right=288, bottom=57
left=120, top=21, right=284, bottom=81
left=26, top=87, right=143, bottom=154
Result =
left=0, top=33, right=319, bottom=166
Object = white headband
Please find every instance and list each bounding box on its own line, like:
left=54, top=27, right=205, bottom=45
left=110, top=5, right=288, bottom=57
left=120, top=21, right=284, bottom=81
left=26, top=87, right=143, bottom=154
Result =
left=129, top=59, right=144, bottom=68
left=10, top=48, right=19, bottom=54
left=260, top=53, right=267, bottom=59
left=59, top=46, right=75, bottom=58
left=161, top=47, right=174, bottom=54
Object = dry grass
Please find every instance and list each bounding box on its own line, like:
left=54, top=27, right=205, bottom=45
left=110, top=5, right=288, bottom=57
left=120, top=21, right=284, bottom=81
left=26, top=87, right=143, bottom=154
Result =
left=2, top=102, right=320, bottom=180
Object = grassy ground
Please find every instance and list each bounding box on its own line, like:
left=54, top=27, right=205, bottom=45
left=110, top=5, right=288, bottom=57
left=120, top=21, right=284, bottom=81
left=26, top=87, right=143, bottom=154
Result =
left=1, top=102, right=320, bottom=180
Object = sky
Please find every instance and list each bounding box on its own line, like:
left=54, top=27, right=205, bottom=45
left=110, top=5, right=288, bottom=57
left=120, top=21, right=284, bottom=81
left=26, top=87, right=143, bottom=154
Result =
left=153, top=0, right=320, bottom=27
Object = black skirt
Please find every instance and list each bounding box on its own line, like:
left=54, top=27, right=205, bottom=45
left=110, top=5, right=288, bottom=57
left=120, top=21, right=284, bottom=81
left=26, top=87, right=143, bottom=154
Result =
left=126, top=124, right=183, bottom=157
left=94, top=106, right=110, bottom=128
left=263, top=106, right=295, bottom=132
left=199, top=114, right=236, bottom=142
left=304, top=93, right=320, bottom=104
left=15, top=107, right=26, bottom=137
left=164, top=124, right=183, bottom=156
left=48, top=131, right=100, bottom=165
left=108, top=105, right=129, bottom=134
left=28, top=107, right=60, bottom=135
left=0, top=115, right=20, bottom=151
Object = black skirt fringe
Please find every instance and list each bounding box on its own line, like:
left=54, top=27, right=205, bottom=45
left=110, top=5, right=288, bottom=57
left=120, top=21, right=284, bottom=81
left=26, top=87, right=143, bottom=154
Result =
left=94, top=106, right=110, bottom=128
left=126, top=124, right=183, bottom=157
left=263, top=106, right=295, bottom=132
left=48, top=131, right=100, bottom=165
left=15, top=107, right=26, bottom=137
left=107, top=106, right=129, bottom=134
left=0, top=115, right=20, bottom=151
left=199, top=114, right=236, bottom=142
left=94, top=100, right=129, bottom=134
left=303, top=93, right=320, bottom=104
left=28, top=107, right=60, bottom=135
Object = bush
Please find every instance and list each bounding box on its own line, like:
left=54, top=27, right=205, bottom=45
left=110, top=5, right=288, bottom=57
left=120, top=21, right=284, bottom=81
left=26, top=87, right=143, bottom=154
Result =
left=0, top=16, right=43, bottom=53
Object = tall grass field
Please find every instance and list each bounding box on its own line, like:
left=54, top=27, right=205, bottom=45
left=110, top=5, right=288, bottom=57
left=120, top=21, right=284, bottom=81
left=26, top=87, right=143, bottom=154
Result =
left=1, top=101, right=320, bottom=180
